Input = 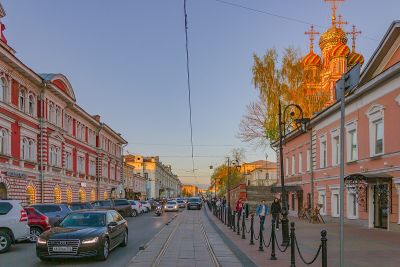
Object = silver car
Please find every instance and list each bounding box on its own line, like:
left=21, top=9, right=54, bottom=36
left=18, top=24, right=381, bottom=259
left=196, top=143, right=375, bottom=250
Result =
left=164, top=201, right=178, bottom=212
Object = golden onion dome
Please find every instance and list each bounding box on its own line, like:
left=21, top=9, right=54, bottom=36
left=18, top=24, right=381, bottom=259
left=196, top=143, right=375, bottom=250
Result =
left=319, top=26, right=348, bottom=51
left=330, top=41, right=350, bottom=58
left=347, top=51, right=364, bottom=67
left=303, top=50, right=321, bottom=66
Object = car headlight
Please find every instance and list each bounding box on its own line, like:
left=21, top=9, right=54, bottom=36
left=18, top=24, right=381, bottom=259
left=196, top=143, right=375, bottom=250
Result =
left=82, top=237, right=99, bottom=244
left=164, top=205, right=167, bottom=208
left=174, top=205, right=178, bottom=209
left=37, top=237, right=47, bottom=245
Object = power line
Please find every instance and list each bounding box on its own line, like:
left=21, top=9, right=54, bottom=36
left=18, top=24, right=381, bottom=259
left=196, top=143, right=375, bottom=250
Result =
left=128, top=142, right=235, bottom=147
left=183, top=0, right=197, bottom=184
left=214, top=0, right=378, bottom=42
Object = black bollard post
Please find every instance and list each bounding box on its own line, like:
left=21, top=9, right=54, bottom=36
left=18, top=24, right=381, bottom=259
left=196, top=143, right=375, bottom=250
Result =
left=228, top=207, right=232, bottom=228
left=290, top=222, right=296, bottom=267
left=220, top=206, right=222, bottom=221
left=321, top=230, right=327, bottom=267
left=224, top=206, right=227, bottom=225
left=233, top=211, right=236, bottom=232
left=258, top=218, right=264, bottom=251
left=237, top=212, right=240, bottom=235
left=270, top=219, right=277, bottom=260
left=249, top=214, right=255, bottom=245
left=241, top=211, right=246, bottom=239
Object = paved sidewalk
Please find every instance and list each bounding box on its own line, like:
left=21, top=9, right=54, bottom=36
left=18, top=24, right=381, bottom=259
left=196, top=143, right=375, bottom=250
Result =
left=127, top=209, right=243, bottom=267
left=208, top=207, right=400, bottom=267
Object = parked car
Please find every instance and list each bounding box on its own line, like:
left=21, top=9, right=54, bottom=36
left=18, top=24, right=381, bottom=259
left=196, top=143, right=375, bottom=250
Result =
left=164, top=201, right=178, bottom=212
left=65, top=202, right=94, bottom=211
left=92, top=199, right=133, bottom=217
left=24, top=207, right=51, bottom=242
left=30, top=204, right=72, bottom=226
left=128, top=200, right=141, bottom=217
left=0, top=200, right=30, bottom=253
left=176, top=199, right=186, bottom=208
left=187, top=197, right=202, bottom=210
left=36, top=210, right=128, bottom=261
left=140, top=201, right=151, bottom=212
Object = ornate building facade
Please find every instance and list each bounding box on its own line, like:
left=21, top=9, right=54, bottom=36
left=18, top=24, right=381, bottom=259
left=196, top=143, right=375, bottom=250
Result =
left=0, top=4, right=127, bottom=205
left=275, top=1, right=400, bottom=231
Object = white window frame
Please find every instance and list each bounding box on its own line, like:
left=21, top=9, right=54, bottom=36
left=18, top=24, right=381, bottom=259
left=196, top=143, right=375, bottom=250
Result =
left=298, top=152, right=302, bottom=174
left=49, top=102, right=55, bottom=124
left=331, top=129, right=340, bottom=166
left=346, top=187, right=359, bottom=219
left=285, top=157, right=289, bottom=176
left=366, top=104, right=385, bottom=157
left=0, top=128, right=10, bottom=155
left=330, top=186, right=340, bottom=217
left=19, top=89, right=26, bottom=112
left=28, top=94, right=36, bottom=117
left=102, top=163, right=108, bottom=178
left=346, top=121, right=358, bottom=162
left=89, top=158, right=96, bottom=176
left=78, top=155, right=85, bottom=174
left=319, top=134, right=327, bottom=169
left=306, top=149, right=311, bottom=172
left=65, top=151, right=73, bottom=170
left=317, top=188, right=326, bottom=215
left=21, top=138, right=28, bottom=161
left=291, top=155, right=295, bottom=175
left=0, top=76, right=9, bottom=103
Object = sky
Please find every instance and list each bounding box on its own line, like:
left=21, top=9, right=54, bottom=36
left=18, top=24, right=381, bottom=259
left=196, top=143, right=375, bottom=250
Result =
left=2, top=0, right=399, bottom=188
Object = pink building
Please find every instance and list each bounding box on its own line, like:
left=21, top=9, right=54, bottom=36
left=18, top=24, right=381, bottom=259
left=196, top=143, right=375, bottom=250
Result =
left=275, top=21, right=400, bottom=231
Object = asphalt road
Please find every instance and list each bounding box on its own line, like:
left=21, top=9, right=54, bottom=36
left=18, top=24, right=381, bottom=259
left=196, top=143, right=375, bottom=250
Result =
left=1, top=210, right=179, bottom=267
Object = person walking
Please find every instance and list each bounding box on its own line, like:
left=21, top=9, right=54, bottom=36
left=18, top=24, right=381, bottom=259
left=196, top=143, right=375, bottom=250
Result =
left=271, top=198, right=282, bottom=230
left=244, top=199, right=249, bottom=219
left=235, top=198, right=243, bottom=221
left=255, top=199, right=269, bottom=230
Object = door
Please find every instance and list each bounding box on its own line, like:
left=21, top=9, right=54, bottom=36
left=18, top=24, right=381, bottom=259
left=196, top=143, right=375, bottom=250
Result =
left=373, top=184, right=389, bottom=229
left=0, top=183, right=7, bottom=199
left=107, top=212, right=119, bottom=248
left=297, top=192, right=303, bottom=215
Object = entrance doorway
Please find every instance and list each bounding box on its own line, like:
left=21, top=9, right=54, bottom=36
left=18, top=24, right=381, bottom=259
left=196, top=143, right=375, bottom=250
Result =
left=0, top=182, right=7, bottom=199
left=297, top=191, right=303, bottom=214
left=373, top=184, right=389, bottom=229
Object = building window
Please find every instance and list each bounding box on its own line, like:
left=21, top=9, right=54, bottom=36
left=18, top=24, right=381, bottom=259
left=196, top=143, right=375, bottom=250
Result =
left=319, top=135, right=327, bottom=168
left=66, top=188, right=73, bottom=204
left=332, top=133, right=339, bottom=166
left=55, top=106, right=61, bottom=127
left=19, top=89, right=26, bottom=112
left=21, top=138, right=28, bottom=160
left=65, top=151, right=72, bottom=170
left=49, top=102, right=55, bottom=123
left=306, top=149, right=311, bottom=172
left=347, top=189, right=358, bottom=219
left=28, top=95, right=35, bottom=116
left=298, top=152, right=302, bottom=173
left=0, top=77, right=7, bottom=102
left=54, top=186, right=62, bottom=204
left=26, top=185, right=36, bottom=205
left=285, top=157, right=289, bottom=176
left=367, top=104, right=385, bottom=157
left=50, top=146, right=60, bottom=167
left=330, top=188, right=340, bottom=217
left=102, top=163, right=108, bottom=178
left=0, top=129, right=9, bottom=155
left=318, top=190, right=326, bottom=215
left=346, top=121, right=358, bottom=162
left=28, top=140, right=35, bottom=161
left=79, top=188, right=86, bottom=203
left=291, top=155, right=295, bottom=175
left=291, top=194, right=295, bottom=211
left=91, top=189, right=96, bottom=201
left=78, top=156, right=85, bottom=174
left=89, top=160, right=96, bottom=176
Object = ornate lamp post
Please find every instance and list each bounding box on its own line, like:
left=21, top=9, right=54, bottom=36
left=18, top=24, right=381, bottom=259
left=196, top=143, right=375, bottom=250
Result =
left=278, top=100, right=310, bottom=246
left=226, top=158, right=240, bottom=227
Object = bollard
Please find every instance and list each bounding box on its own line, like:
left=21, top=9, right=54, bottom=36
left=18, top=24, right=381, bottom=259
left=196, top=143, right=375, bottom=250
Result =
left=233, top=212, right=236, bottom=232
left=241, top=211, right=246, bottom=239
left=258, top=219, right=264, bottom=251
left=237, top=212, right=240, bottom=235
left=224, top=206, right=227, bottom=225
left=321, top=230, right=327, bottom=267
left=249, top=214, right=255, bottom=245
left=270, top=219, right=277, bottom=260
left=228, top=207, right=232, bottom=228
left=220, top=206, right=222, bottom=221
left=290, top=222, right=296, bottom=267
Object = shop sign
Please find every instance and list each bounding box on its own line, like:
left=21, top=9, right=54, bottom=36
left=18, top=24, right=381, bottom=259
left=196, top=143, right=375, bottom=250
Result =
left=80, top=182, right=87, bottom=187
left=5, top=171, right=27, bottom=179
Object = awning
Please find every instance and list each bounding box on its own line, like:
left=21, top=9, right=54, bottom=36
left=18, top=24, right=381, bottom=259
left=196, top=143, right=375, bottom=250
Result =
left=271, top=185, right=303, bottom=193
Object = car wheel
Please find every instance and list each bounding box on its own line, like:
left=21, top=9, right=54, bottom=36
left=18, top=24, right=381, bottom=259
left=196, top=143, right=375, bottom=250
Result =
left=29, top=227, right=43, bottom=243
left=132, top=210, right=137, bottom=217
left=120, top=230, right=128, bottom=247
left=0, top=231, right=12, bottom=254
left=146, top=207, right=150, bottom=212
left=97, top=238, right=110, bottom=261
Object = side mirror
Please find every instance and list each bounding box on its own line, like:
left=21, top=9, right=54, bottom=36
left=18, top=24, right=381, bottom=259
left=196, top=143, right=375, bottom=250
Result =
left=108, top=221, right=118, bottom=228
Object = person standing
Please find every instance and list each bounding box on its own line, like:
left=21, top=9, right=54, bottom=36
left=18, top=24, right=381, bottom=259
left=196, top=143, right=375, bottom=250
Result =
left=271, top=198, right=282, bottom=230
left=244, top=199, right=249, bottom=219
left=235, top=199, right=243, bottom=221
left=255, top=200, right=269, bottom=230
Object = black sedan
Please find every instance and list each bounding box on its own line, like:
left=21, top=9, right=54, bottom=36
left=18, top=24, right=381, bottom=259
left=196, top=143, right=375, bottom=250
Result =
left=36, top=210, right=128, bottom=261
left=187, top=197, right=202, bottom=210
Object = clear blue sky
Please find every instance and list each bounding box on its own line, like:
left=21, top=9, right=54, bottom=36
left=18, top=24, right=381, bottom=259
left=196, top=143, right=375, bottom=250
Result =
left=2, top=0, right=399, bottom=188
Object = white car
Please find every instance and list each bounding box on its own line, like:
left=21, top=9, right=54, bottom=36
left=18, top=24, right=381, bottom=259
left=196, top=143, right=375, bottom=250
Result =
left=129, top=200, right=143, bottom=216
left=0, top=200, right=30, bottom=253
left=140, top=201, right=151, bottom=212
left=164, top=201, right=179, bottom=212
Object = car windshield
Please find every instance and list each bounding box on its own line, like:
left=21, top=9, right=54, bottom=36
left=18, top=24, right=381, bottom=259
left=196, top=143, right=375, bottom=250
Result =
left=188, top=198, right=200, bottom=203
left=177, top=200, right=184, bottom=203
left=70, top=203, right=93, bottom=210
left=60, top=213, right=106, bottom=227
left=167, top=201, right=176, bottom=205
left=129, top=201, right=136, bottom=205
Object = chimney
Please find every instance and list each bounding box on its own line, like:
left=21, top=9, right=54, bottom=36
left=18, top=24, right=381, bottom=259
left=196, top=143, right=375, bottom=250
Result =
left=93, top=115, right=101, bottom=122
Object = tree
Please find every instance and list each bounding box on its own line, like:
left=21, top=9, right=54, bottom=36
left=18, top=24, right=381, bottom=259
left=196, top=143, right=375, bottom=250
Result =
left=239, top=47, right=329, bottom=146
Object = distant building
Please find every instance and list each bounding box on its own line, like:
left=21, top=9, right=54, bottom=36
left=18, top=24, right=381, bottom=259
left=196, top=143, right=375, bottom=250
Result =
left=181, top=184, right=198, bottom=197
left=123, top=163, right=146, bottom=200
left=242, top=160, right=278, bottom=187
left=124, top=155, right=181, bottom=199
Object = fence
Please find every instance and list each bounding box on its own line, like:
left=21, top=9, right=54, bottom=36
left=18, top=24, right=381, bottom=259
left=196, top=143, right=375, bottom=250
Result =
left=209, top=202, right=327, bottom=267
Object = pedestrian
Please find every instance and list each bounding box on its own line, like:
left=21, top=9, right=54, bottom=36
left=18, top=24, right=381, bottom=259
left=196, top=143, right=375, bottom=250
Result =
left=271, top=198, right=281, bottom=230
left=222, top=196, right=226, bottom=207
left=255, top=199, right=269, bottom=230
left=235, top=198, right=243, bottom=221
left=244, top=199, right=249, bottom=219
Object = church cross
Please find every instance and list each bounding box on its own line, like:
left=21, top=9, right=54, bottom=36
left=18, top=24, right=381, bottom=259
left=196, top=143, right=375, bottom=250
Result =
left=305, top=25, right=320, bottom=52
left=347, top=25, right=362, bottom=52
left=324, top=0, right=345, bottom=26
left=336, top=15, right=348, bottom=29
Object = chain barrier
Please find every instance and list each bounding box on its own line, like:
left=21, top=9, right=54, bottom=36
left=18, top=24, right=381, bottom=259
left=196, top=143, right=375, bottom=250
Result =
left=295, top=236, right=322, bottom=265
left=263, top=231, right=272, bottom=248
left=274, top=232, right=290, bottom=253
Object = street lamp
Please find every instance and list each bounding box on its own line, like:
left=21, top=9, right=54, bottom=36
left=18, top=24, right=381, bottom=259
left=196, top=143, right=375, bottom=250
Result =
left=278, top=100, right=310, bottom=246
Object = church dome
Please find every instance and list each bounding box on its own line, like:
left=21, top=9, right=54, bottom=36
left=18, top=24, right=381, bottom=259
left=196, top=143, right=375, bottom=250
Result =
left=303, top=50, right=321, bottom=66
left=319, top=26, right=348, bottom=51
left=330, top=41, right=350, bottom=58
left=347, top=51, right=364, bottom=67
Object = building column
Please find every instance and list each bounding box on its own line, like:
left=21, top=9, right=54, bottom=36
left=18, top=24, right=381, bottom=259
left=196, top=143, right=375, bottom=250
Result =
left=395, top=183, right=400, bottom=224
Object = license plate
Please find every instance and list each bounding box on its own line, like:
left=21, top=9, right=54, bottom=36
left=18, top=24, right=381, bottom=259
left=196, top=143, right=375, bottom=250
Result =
left=168, top=206, right=173, bottom=208
left=52, top=246, right=73, bottom=252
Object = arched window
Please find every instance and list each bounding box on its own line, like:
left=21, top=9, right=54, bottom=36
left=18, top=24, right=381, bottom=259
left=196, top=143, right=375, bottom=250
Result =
left=29, top=140, right=35, bottom=161
left=103, top=191, right=108, bottom=200
left=19, top=89, right=26, bottom=112
left=79, top=188, right=86, bottom=203
left=0, top=77, right=7, bottom=102
left=49, top=103, right=55, bottom=123
left=55, top=106, right=61, bottom=126
left=91, top=189, right=96, bottom=201
left=26, top=185, right=36, bottom=205
left=66, top=188, right=73, bottom=204
left=21, top=138, right=28, bottom=160
left=54, top=186, right=62, bottom=204
left=0, top=129, right=8, bottom=155
left=28, top=94, right=35, bottom=116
